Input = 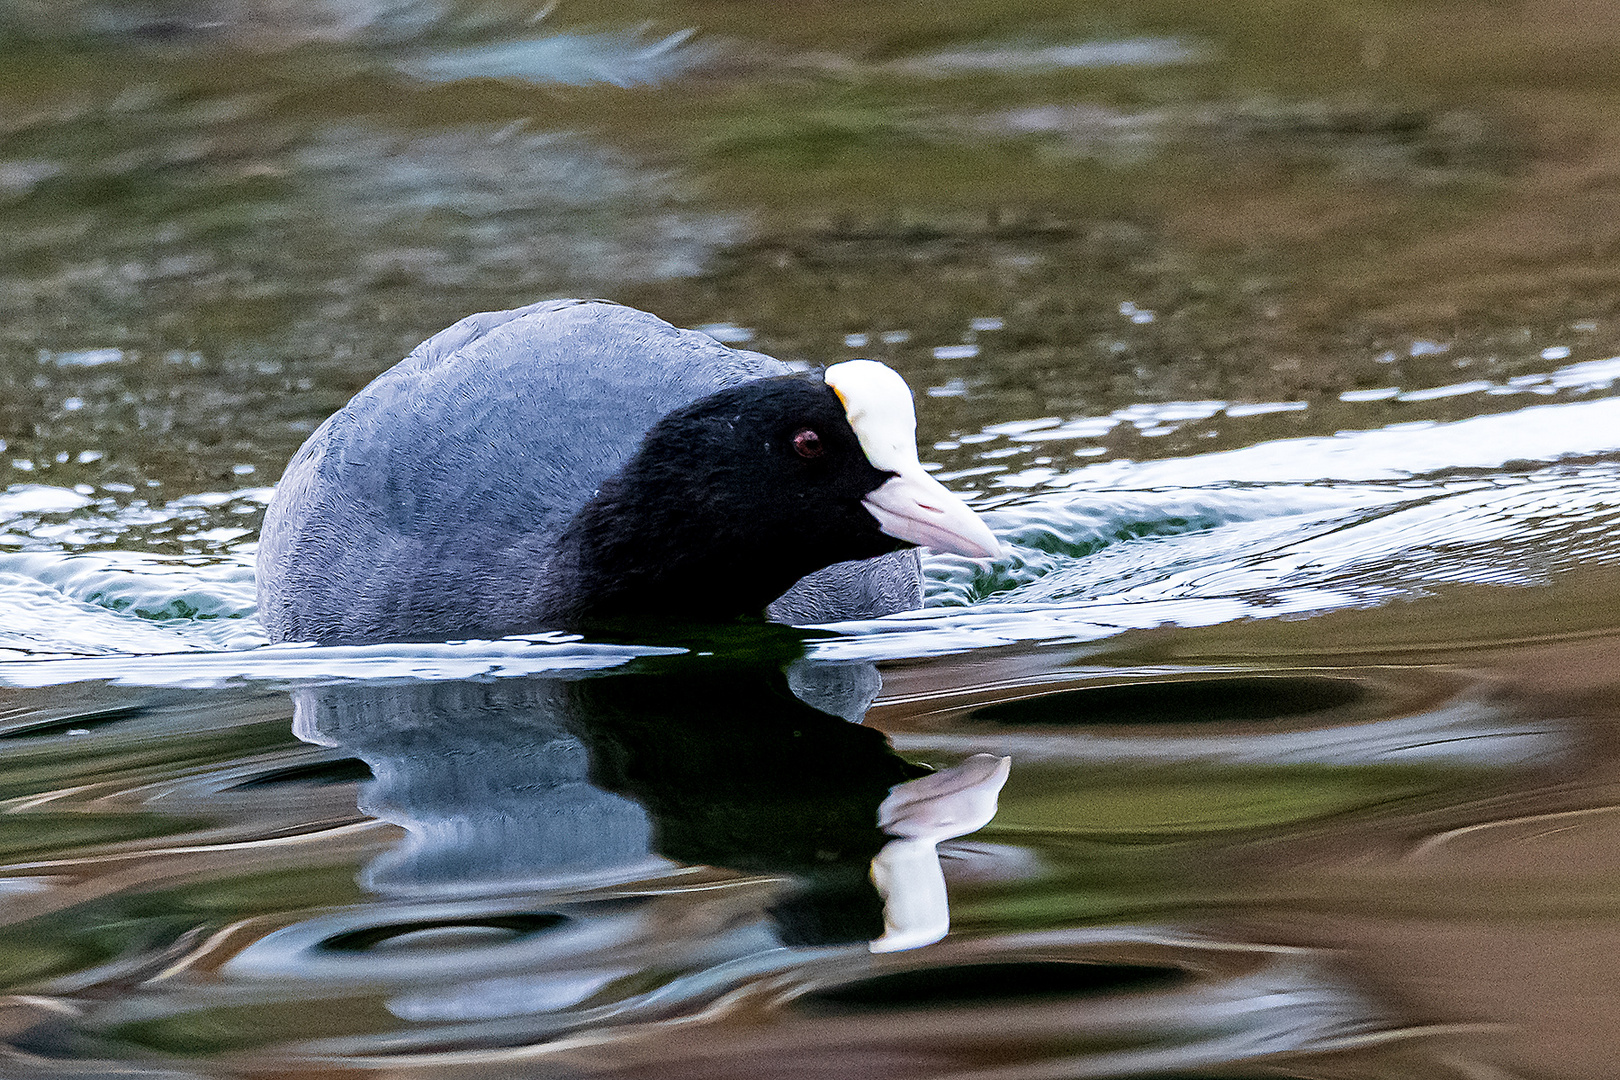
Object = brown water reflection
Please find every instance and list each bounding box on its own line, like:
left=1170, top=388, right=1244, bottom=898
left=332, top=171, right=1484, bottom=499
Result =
left=870, top=589, right=1620, bottom=1079
left=0, top=583, right=1613, bottom=1076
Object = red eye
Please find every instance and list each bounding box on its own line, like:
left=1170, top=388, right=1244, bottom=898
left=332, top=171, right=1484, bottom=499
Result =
left=792, top=428, right=824, bottom=459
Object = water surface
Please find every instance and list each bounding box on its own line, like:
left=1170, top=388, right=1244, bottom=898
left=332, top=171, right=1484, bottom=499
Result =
left=4, top=1, right=1620, bottom=1077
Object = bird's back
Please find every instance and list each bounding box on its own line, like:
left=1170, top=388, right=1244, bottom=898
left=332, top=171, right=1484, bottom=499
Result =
left=257, top=299, right=920, bottom=644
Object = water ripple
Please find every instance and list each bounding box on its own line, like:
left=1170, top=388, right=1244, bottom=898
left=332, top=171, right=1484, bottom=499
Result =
left=3, top=395, right=1620, bottom=678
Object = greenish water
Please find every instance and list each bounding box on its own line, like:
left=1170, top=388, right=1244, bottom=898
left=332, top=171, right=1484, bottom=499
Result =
left=3, top=1, right=1620, bottom=1076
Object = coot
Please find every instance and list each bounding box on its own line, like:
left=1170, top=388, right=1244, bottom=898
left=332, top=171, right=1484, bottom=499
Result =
left=257, top=299, right=998, bottom=644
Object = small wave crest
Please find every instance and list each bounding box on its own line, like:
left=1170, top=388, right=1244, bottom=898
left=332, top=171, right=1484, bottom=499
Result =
left=0, top=551, right=261, bottom=659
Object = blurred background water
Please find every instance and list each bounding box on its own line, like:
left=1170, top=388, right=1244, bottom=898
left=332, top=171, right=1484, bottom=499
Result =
left=2, top=1, right=1620, bottom=1077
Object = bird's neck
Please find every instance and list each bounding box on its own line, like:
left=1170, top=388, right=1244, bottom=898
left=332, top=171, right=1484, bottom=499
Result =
left=537, top=472, right=812, bottom=631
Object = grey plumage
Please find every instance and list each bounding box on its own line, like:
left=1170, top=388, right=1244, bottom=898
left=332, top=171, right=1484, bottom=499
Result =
left=258, top=298, right=921, bottom=644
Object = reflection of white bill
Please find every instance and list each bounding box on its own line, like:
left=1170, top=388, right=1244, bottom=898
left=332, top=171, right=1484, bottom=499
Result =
left=869, top=753, right=1012, bottom=953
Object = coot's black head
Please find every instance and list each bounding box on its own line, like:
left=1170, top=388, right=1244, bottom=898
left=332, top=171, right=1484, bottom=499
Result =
left=649, top=373, right=896, bottom=544
left=546, top=361, right=999, bottom=627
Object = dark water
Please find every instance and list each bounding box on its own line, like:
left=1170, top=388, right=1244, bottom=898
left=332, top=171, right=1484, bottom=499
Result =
left=4, top=1, right=1620, bottom=1077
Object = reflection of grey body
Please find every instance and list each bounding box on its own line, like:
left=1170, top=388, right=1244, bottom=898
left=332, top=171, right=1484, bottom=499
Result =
left=295, top=669, right=922, bottom=942
left=295, top=681, right=661, bottom=895
left=784, top=658, right=884, bottom=723
left=258, top=299, right=920, bottom=644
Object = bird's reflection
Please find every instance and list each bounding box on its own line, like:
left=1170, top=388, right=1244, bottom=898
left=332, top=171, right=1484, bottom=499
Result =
left=291, top=657, right=1008, bottom=953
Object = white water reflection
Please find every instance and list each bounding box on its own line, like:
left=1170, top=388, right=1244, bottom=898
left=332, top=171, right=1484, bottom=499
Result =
left=938, top=353, right=1620, bottom=485
left=1045, top=394, right=1620, bottom=488
left=0, top=636, right=676, bottom=686
left=896, top=37, right=1203, bottom=76
left=400, top=29, right=707, bottom=87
